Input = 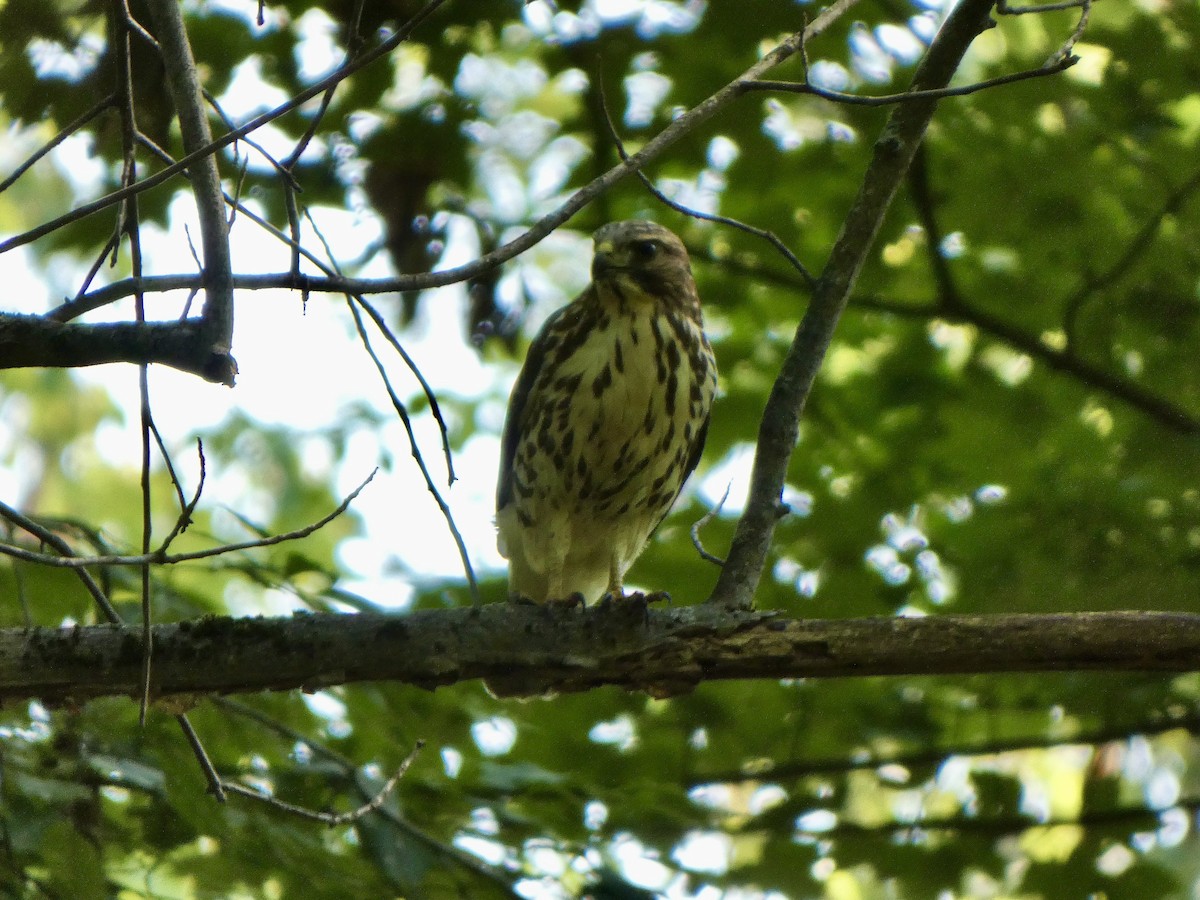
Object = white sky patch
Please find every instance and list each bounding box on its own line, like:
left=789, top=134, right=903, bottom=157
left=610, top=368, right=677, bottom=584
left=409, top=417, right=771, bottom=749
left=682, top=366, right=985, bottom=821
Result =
left=671, top=831, right=730, bottom=875
left=698, top=442, right=755, bottom=515
left=294, top=8, right=343, bottom=83
left=611, top=834, right=674, bottom=892
left=472, top=716, right=518, bottom=755
left=453, top=834, right=508, bottom=866
left=584, top=800, right=609, bottom=830
left=441, top=746, right=463, bottom=778
left=588, top=714, right=638, bottom=751
left=219, top=57, right=292, bottom=119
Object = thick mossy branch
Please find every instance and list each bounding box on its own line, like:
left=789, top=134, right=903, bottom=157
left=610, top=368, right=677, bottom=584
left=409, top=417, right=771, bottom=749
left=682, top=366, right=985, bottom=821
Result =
left=5, top=607, right=1200, bottom=704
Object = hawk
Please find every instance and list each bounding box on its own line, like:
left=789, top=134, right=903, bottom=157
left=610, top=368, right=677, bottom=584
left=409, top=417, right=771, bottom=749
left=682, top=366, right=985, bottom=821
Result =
left=496, top=220, right=718, bottom=603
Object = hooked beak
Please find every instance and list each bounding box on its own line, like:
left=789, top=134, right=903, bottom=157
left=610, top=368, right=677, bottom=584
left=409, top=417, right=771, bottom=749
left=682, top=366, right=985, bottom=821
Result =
left=591, top=240, right=620, bottom=279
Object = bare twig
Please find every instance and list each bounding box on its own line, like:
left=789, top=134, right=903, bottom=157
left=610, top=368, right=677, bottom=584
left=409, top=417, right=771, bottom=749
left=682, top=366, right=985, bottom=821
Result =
left=0, top=94, right=116, bottom=195
left=1060, top=163, right=1200, bottom=351
left=282, top=0, right=368, bottom=170
left=175, top=712, right=227, bottom=802
left=204, top=90, right=302, bottom=191
left=906, top=140, right=1200, bottom=435
left=794, top=797, right=1197, bottom=840
left=998, top=0, right=1087, bottom=13
left=222, top=740, right=424, bottom=825
left=344, top=298, right=481, bottom=606
left=691, top=708, right=1200, bottom=786
left=157, top=440, right=207, bottom=555
left=295, top=208, right=477, bottom=602
left=300, top=208, right=457, bottom=487
left=111, top=0, right=158, bottom=728
left=745, top=55, right=1077, bottom=106
left=0, top=470, right=377, bottom=569
left=0, top=500, right=120, bottom=622
left=691, top=484, right=731, bottom=566
left=596, top=82, right=816, bottom=288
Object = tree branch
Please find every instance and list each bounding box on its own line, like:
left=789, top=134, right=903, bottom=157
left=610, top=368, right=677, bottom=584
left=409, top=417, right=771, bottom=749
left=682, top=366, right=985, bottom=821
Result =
left=146, top=0, right=236, bottom=373
left=6, top=607, right=1200, bottom=704
left=745, top=54, right=1076, bottom=106
left=710, top=0, right=1002, bottom=611
left=0, top=314, right=236, bottom=384
left=22, top=1, right=859, bottom=317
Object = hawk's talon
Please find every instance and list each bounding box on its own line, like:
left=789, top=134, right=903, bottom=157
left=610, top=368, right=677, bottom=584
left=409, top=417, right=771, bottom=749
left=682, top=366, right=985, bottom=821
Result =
left=546, top=592, right=586, bottom=610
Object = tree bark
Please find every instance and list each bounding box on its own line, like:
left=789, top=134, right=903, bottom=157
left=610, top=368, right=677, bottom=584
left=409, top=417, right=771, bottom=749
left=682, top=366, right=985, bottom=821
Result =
left=0, top=314, right=236, bottom=384
left=6, top=606, right=1200, bottom=704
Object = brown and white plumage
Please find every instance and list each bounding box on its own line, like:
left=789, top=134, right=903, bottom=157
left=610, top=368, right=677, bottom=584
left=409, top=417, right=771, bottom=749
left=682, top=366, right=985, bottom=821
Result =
left=496, top=220, right=717, bottom=603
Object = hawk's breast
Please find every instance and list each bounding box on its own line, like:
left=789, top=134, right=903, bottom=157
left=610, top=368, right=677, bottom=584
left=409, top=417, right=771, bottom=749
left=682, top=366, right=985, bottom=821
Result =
left=515, top=303, right=715, bottom=528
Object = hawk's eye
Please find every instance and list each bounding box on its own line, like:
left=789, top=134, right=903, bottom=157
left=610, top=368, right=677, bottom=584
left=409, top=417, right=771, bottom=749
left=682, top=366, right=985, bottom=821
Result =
left=631, top=239, right=660, bottom=261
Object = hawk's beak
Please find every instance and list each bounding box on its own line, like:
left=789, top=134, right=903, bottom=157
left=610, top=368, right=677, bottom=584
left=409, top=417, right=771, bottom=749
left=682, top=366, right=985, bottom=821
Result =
left=592, top=241, right=619, bottom=279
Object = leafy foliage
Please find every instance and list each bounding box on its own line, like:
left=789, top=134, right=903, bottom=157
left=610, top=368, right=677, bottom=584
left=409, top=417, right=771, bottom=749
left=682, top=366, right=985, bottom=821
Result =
left=3, top=0, right=1200, bottom=897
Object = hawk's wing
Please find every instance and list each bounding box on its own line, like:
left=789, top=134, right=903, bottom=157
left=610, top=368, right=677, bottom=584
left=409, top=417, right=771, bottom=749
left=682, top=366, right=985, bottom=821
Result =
left=646, top=405, right=712, bottom=539
left=683, top=408, right=711, bottom=486
left=496, top=304, right=568, bottom=513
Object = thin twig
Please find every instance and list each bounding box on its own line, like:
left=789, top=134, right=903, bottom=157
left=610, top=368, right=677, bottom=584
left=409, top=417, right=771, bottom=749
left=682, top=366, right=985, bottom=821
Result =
left=299, top=208, right=458, bottom=487
left=998, top=0, right=1088, bottom=13
left=214, top=697, right=356, bottom=769
left=691, top=483, right=731, bottom=566
left=345, top=298, right=481, bottom=606
left=70, top=232, right=123, bottom=304
left=0, top=471, right=377, bottom=569
left=745, top=56, right=1078, bottom=106
left=347, top=296, right=459, bottom=485
left=114, top=0, right=157, bottom=729
left=596, top=81, right=816, bottom=288
left=222, top=740, right=424, bottom=825
left=204, top=89, right=302, bottom=191
left=1060, top=163, right=1200, bottom=351
left=0, top=500, right=120, bottom=621
left=175, top=712, right=228, bottom=802
left=157, top=439, right=207, bottom=554
left=281, top=0, right=368, bottom=171
left=148, top=421, right=188, bottom=531
left=691, top=708, right=1200, bottom=786
left=0, top=94, right=117, bottom=195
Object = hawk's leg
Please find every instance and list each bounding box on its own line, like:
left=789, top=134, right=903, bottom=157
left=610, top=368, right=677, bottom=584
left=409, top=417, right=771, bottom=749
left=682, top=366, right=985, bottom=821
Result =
left=603, top=557, right=626, bottom=602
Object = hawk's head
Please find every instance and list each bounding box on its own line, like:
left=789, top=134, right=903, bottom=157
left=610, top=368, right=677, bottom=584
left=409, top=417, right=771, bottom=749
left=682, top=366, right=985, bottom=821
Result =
left=590, top=220, right=697, bottom=313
